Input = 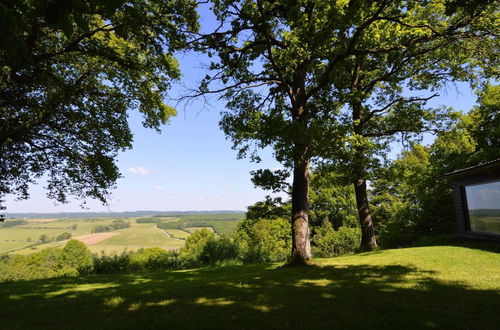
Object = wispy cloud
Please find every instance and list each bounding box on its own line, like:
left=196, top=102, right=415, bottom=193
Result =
left=153, top=185, right=164, bottom=190
left=223, top=184, right=232, bottom=189
left=127, top=166, right=158, bottom=175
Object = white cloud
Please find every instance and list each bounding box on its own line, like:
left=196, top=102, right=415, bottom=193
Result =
left=153, top=186, right=164, bottom=190
left=127, top=166, right=158, bottom=175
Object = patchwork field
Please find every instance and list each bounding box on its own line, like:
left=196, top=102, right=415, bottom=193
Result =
left=0, top=212, right=243, bottom=255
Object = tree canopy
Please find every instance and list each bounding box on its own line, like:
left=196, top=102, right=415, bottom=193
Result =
left=0, top=0, right=199, bottom=208
left=196, top=0, right=498, bottom=259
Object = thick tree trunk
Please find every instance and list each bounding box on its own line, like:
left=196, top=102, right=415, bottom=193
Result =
left=353, top=177, right=378, bottom=251
left=289, top=158, right=312, bottom=266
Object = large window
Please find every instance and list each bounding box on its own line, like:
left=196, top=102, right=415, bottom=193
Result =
left=464, top=180, right=500, bottom=235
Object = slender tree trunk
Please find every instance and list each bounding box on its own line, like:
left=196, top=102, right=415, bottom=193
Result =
left=351, top=59, right=377, bottom=251
left=353, top=177, right=378, bottom=251
left=289, top=157, right=312, bottom=265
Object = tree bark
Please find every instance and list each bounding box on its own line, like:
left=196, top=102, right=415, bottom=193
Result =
left=289, top=157, right=312, bottom=265
left=353, top=177, right=378, bottom=251
left=351, top=59, right=378, bottom=251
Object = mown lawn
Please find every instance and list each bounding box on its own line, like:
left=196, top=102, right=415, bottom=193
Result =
left=1, top=244, right=498, bottom=329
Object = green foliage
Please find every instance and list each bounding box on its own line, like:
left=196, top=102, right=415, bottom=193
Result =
left=309, top=171, right=358, bottom=230
left=1, top=244, right=499, bottom=329
left=0, top=219, right=27, bottom=228
left=55, top=232, right=72, bottom=241
left=0, top=0, right=199, bottom=209
left=312, top=224, right=361, bottom=258
left=129, top=248, right=180, bottom=271
left=371, top=85, right=500, bottom=247
left=155, top=214, right=243, bottom=235
left=237, top=218, right=292, bottom=263
left=91, top=219, right=130, bottom=233
left=179, top=229, right=217, bottom=268
left=59, top=239, right=94, bottom=275
left=0, top=239, right=92, bottom=281
left=92, top=250, right=132, bottom=274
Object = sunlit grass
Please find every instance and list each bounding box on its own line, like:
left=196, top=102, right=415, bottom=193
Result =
left=0, top=243, right=498, bottom=329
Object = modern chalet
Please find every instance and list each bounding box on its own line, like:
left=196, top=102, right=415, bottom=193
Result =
left=442, top=159, right=500, bottom=240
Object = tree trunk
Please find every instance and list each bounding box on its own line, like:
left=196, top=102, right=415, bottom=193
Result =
left=351, top=60, right=377, bottom=251
left=353, top=177, right=378, bottom=251
left=289, top=158, right=312, bottom=265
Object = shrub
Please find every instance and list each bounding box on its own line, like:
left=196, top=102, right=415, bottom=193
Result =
left=200, top=235, right=241, bottom=265
left=58, top=239, right=94, bottom=275
left=312, top=224, right=361, bottom=257
left=179, top=229, right=216, bottom=268
left=129, top=248, right=180, bottom=270
left=56, top=232, right=72, bottom=241
left=237, top=218, right=291, bottom=263
left=0, top=219, right=27, bottom=228
left=92, top=251, right=132, bottom=274
left=91, top=220, right=130, bottom=233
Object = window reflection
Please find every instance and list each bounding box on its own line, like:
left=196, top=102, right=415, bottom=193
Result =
left=465, top=181, right=500, bottom=235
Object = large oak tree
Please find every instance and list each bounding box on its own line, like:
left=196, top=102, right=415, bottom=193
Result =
left=0, top=0, right=199, bottom=209
left=197, top=0, right=498, bottom=261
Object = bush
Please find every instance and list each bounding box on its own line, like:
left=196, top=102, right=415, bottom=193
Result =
left=92, top=251, right=132, bottom=274
left=130, top=248, right=180, bottom=270
left=312, top=224, right=360, bottom=257
left=56, top=232, right=72, bottom=241
left=0, top=219, right=27, bottom=228
left=91, top=220, right=130, bottom=233
left=58, top=239, right=94, bottom=275
left=237, top=218, right=291, bottom=263
left=0, top=240, right=93, bottom=282
left=178, top=229, right=242, bottom=267
left=179, top=229, right=216, bottom=268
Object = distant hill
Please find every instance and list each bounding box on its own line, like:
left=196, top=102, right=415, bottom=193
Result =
left=5, top=210, right=245, bottom=219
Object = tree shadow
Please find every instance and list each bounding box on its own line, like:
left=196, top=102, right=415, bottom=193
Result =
left=0, top=263, right=498, bottom=329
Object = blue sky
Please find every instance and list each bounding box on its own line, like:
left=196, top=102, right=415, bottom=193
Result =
left=3, top=7, right=481, bottom=213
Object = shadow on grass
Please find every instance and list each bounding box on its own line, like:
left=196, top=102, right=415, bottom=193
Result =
left=0, top=263, right=498, bottom=329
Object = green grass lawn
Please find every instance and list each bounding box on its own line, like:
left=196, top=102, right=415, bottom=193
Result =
left=1, top=244, right=498, bottom=329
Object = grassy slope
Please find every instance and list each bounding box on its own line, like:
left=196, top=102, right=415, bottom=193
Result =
left=1, top=244, right=498, bottom=329
left=89, top=223, right=185, bottom=253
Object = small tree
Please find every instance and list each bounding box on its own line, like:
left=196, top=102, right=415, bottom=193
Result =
left=59, top=239, right=93, bottom=275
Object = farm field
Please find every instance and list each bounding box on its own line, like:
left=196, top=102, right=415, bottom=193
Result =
left=0, top=244, right=498, bottom=329
left=90, top=223, right=184, bottom=254
left=184, top=226, right=215, bottom=233
left=1, top=212, right=244, bottom=255
left=164, top=229, right=191, bottom=239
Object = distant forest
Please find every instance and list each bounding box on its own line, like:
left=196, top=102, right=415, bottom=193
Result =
left=5, top=210, right=245, bottom=219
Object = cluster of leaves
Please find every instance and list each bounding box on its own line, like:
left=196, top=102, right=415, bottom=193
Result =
left=0, top=0, right=199, bottom=208
left=371, top=85, right=500, bottom=248
left=0, top=219, right=27, bottom=228
left=0, top=239, right=93, bottom=281
left=312, top=224, right=361, bottom=258
left=92, top=248, right=181, bottom=273
left=91, top=219, right=130, bottom=233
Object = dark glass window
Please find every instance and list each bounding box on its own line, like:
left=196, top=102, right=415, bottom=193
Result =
left=464, top=181, right=500, bottom=235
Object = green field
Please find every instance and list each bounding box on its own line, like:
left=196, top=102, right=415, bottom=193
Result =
left=1, top=213, right=244, bottom=255
left=90, top=223, right=184, bottom=253
left=164, top=229, right=191, bottom=239
left=0, top=244, right=498, bottom=329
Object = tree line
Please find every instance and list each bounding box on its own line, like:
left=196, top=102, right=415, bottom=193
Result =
left=1, top=0, right=498, bottom=264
